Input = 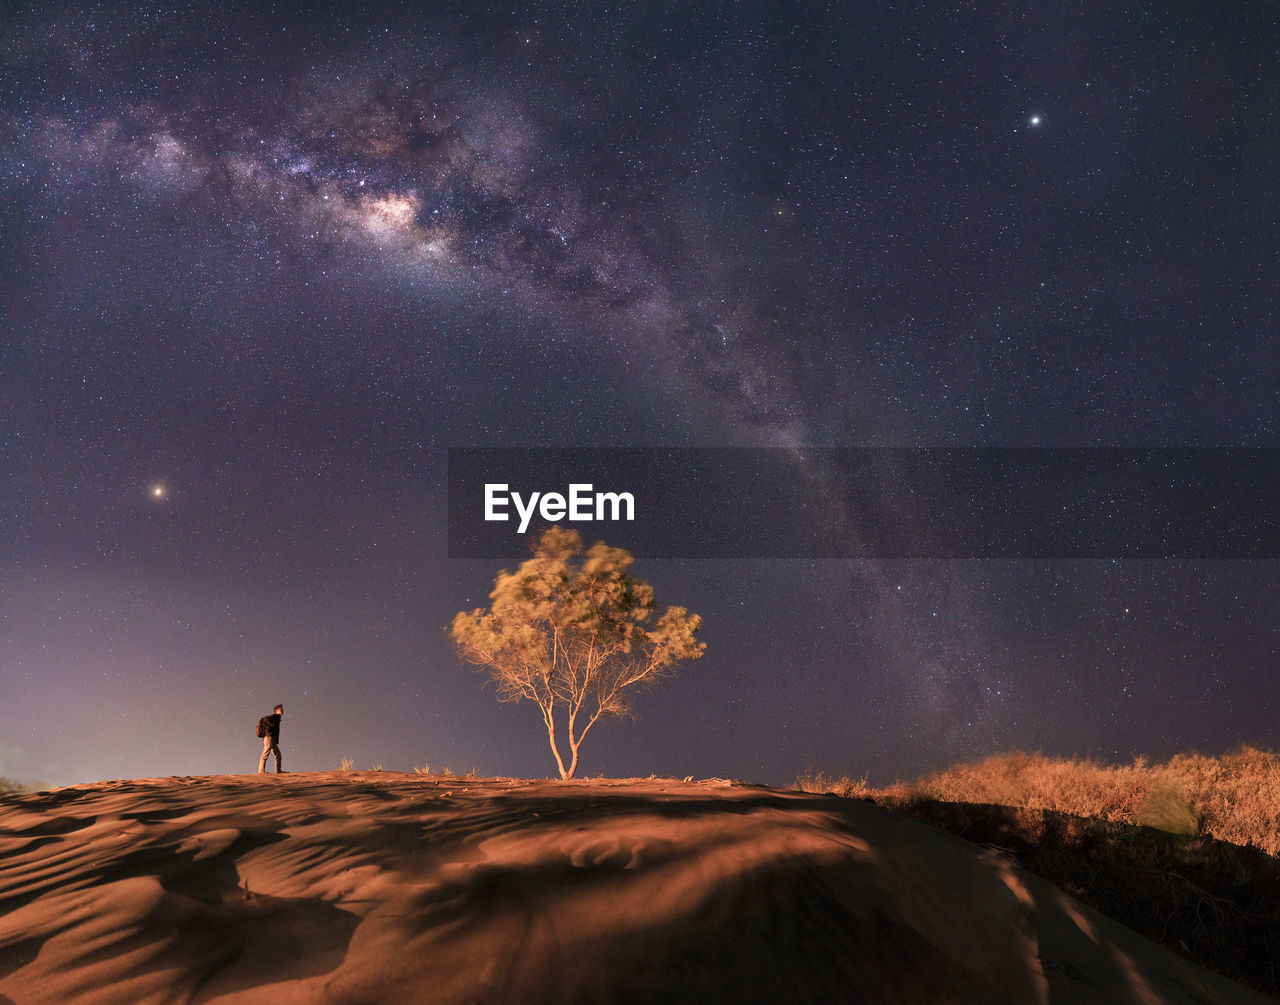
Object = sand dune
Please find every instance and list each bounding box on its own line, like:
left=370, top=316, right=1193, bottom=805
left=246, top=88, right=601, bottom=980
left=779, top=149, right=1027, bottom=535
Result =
left=0, top=772, right=1270, bottom=1004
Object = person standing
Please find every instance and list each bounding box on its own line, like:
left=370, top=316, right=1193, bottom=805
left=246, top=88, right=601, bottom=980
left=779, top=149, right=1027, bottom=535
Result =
left=257, top=704, right=285, bottom=774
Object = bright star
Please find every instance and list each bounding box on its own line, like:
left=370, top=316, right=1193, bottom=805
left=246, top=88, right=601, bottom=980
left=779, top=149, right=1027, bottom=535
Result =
left=1029, top=114, right=1042, bottom=127
left=150, top=484, right=167, bottom=500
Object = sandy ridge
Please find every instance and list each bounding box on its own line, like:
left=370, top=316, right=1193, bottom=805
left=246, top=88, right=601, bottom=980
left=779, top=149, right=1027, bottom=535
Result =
left=0, top=772, right=1271, bottom=1004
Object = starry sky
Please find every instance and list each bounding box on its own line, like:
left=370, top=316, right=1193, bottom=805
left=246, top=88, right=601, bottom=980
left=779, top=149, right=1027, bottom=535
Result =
left=2, top=3, right=1276, bottom=788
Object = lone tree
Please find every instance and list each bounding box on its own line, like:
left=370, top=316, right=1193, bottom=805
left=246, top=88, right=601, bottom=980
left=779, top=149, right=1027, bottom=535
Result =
left=450, top=526, right=705, bottom=779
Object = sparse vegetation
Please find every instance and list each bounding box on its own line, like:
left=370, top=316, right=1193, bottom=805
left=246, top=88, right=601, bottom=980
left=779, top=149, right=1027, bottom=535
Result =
left=798, top=747, right=1280, bottom=996
left=800, top=746, right=1280, bottom=855
left=339, top=757, right=354, bottom=771
left=0, top=777, right=51, bottom=795
left=412, top=763, right=432, bottom=775
left=372, top=763, right=384, bottom=772
left=795, top=765, right=871, bottom=800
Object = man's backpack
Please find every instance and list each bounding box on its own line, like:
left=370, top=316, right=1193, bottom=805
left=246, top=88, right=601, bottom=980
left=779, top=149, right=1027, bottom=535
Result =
left=256, top=716, right=270, bottom=738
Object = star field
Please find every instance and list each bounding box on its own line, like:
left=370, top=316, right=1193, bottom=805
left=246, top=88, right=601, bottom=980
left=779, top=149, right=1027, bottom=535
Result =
left=1, top=3, right=1275, bottom=787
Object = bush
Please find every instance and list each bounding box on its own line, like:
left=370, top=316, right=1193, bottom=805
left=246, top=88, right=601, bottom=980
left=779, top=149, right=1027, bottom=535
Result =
left=794, top=766, right=870, bottom=799
left=0, top=777, right=50, bottom=795
left=796, top=747, right=1280, bottom=996
left=802, top=748, right=1280, bottom=855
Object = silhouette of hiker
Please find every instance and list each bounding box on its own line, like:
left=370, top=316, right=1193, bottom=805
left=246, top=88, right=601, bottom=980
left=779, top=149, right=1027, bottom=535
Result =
left=257, top=704, right=285, bottom=774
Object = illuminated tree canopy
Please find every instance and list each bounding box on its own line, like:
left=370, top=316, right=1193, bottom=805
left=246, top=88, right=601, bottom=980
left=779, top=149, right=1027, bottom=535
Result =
left=450, top=527, right=705, bottom=779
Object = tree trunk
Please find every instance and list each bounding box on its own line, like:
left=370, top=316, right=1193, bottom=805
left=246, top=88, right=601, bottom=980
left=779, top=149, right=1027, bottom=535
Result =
left=543, top=712, right=569, bottom=779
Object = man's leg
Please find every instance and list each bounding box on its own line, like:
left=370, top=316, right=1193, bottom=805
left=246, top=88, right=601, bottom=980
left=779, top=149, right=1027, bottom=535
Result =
left=273, top=742, right=283, bottom=773
left=258, top=736, right=273, bottom=773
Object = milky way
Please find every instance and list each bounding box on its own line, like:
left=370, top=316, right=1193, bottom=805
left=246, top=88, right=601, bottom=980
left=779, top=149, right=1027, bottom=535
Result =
left=4, top=37, right=812, bottom=443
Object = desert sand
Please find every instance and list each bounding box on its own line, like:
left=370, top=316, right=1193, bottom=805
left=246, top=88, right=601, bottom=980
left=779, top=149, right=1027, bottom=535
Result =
left=0, top=772, right=1270, bottom=1004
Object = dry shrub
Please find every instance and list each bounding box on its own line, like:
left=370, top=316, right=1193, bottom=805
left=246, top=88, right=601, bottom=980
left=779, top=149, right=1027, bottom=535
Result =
left=795, top=766, right=870, bottom=799
left=797, top=746, right=1280, bottom=854
left=1161, top=746, right=1280, bottom=854
left=796, top=747, right=1280, bottom=995
left=909, top=751, right=1150, bottom=819
left=882, top=798, right=1280, bottom=996
left=0, top=777, right=51, bottom=794
left=854, top=747, right=1280, bottom=856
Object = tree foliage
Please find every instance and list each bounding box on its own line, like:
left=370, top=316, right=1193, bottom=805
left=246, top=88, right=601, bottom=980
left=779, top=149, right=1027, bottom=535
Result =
left=450, top=527, right=705, bottom=778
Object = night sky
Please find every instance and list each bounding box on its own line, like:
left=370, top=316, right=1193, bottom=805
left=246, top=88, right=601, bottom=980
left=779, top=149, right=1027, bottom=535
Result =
left=2, top=3, right=1276, bottom=789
